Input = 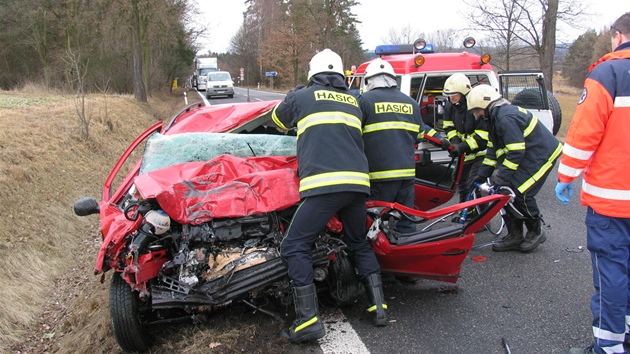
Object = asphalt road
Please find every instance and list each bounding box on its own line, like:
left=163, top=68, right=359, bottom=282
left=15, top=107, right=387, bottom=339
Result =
left=192, top=88, right=594, bottom=354
left=343, top=167, right=592, bottom=354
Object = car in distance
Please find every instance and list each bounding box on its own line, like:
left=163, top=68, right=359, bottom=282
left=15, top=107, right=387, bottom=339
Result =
left=205, top=71, right=234, bottom=99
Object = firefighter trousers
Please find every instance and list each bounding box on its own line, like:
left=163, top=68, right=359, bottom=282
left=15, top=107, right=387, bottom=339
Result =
left=280, top=192, right=381, bottom=287
left=510, top=162, right=554, bottom=219
left=368, top=179, right=416, bottom=234
left=585, top=207, right=630, bottom=354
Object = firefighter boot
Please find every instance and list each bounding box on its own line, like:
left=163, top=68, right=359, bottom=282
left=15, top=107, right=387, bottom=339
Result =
left=280, top=284, right=325, bottom=343
left=492, top=214, right=524, bottom=252
left=519, top=217, right=546, bottom=252
left=362, top=273, right=388, bottom=326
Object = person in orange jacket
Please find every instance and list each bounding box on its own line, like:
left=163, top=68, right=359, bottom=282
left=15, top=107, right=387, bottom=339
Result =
left=557, top=12, right=630, bottom=354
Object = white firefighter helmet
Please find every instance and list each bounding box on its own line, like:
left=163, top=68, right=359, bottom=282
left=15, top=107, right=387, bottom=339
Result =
left=144, top=210, right=171, bottom=235
left=364, top=58, right=396, bottom=80
left=443, top=73, right=472, bottom=96
left=467, top=84, right=501, bottom=110
left=307, top=49, right=344, bottom=80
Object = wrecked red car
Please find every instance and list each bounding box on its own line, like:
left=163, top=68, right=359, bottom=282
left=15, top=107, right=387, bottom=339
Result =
left=74, top=99, right=509, bottom=352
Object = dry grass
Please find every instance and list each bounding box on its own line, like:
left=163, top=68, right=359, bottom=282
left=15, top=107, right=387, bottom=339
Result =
left=551, top=75, right=582, bottom=140
left=0, top=87, right=199, bottom=352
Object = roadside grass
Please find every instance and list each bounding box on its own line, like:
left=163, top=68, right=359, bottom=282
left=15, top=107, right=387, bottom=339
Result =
left=551, top=75, right=582, bottom=140
left=0, top=87, right=198, bottom=352
left=0, top=81, right=580, bottom=353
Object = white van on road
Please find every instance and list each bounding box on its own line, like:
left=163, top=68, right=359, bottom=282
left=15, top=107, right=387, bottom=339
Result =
left=205, top=71, right=234, bottom=99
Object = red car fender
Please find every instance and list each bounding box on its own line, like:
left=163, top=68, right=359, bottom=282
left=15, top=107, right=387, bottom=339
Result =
left=94, top=202, right=141, bottom=275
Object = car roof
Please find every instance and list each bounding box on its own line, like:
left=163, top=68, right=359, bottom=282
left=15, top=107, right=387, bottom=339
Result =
left=163, top=100, right=281, bottom=135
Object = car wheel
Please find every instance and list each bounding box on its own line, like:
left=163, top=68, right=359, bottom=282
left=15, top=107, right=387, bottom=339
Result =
left=110, top=273, right=152, bottom=353
left=228, top=94, right=234, bottom=98
left=319, top=251, right=362, bottom=307
left=547, top=91, right=562, bottom=136
left=511, top=89, right=562, bottom=136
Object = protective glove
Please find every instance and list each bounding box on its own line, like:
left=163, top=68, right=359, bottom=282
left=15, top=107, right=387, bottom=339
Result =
left=441, top=138, right=451, bottom=151
left=555, top=182, right=574, bottom=205
left=491, top=173, right=510, bottom=188
left=448, top=144, right=460, bottom=158
left=472, top=175, right=488, bottom=187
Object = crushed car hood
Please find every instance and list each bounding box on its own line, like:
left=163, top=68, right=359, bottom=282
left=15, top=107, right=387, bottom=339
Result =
left=134, top=154, right=299, bottom=224
left=132, top=100, right=300, bottom=224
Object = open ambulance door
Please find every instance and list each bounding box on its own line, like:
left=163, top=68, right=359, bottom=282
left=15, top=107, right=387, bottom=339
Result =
left=498, top=70, right=562, bottom=136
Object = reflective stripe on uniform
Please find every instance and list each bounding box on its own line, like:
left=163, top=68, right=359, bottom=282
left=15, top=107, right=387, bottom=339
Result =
left=583, top=181, right=630, bottom=200
left=369, top=168, right=415, bottom=180
left=502, top=159, right=518, bottom=170
left=593, top=326, right=626, bottom=342
left=506, top=142, right=526, bottom=151
left=299, top=171, right=370, bottom=192
left=464, top=155, right=476, bottom=162
left=424, top=128, right=438, bottom=137
left=558, top=163, right=583, bottom=178
left=464, top=135, right=479, bottom=150
left=523, top=115, right=538, bottom=137
left=482, top=158, right=497, bottom=168
left=296, top=112, right=362, bottom=137
left=363, top=121, right=419, bottom=134
left=563, top=142, right=594, bottom=161
left=517, top=142, right=562, bottom=193
left=271, top=104, right=289, bottom=130
left=475, top=129, right=488, bottom=140
left=614, top=96, right=630, bottom=107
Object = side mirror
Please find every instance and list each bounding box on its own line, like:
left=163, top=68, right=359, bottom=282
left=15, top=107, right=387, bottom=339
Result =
left=74, top=197, right=100, bottom=216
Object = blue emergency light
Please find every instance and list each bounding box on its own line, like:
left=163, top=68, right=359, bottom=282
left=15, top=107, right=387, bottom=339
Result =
left=374, top=43, right=435, bottom=56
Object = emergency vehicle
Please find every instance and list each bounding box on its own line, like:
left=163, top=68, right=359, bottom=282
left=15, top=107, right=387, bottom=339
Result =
left=349, top=37, right=562, bottom=201
left=350, top=37, right=561, bottom=136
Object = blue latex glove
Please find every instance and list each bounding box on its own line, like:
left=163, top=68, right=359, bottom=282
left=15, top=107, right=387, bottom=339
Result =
left=555, top=182, right=574, bottom=205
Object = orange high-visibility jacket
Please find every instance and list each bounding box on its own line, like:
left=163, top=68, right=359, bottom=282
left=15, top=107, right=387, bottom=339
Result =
left=558, top=43, right=630, bottom=217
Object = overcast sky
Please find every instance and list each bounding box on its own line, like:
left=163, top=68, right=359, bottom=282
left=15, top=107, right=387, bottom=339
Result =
left=195, top=0, right=628, bottom=54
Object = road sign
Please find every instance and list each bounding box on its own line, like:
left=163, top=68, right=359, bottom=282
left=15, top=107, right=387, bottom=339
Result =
left=265, top=71, right=277, bottom=77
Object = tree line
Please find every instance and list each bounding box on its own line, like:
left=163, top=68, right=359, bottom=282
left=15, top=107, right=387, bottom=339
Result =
left=0, top=0, right=612, bottom=101
left=0, top=0, right=198, bottom=102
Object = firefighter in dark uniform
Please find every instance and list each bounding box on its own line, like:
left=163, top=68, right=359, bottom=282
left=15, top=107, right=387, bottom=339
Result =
left=441, top=73, right=489, bottom=212
left=468, top=84, right=562, bottom=253
left=359, top=58, right=433, bottom=234
left=270, top=49, right=387, bottom=343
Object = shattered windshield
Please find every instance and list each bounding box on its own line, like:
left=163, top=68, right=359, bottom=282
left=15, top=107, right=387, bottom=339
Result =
left=139, top=132, right=297, bottom=174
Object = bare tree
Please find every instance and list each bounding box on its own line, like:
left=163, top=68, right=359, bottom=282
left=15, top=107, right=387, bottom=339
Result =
left=540, top=0, right=558, bottom=90
left=463, top=0, right=524, bottom=71
left=384, top=25, right=425, bottom=46
left=432, top=28, right=466, bottom=52
left=63, top=49, right=92, bottom=140
left=250, top=0, right=362, bottom=88
left=259, top=0, right=317, bottom=86
left=464, top=0, right=586, bottom=91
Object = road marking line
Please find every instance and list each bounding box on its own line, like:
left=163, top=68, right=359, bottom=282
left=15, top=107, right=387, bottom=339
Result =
left=319, top=308, right=370, bottom=354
